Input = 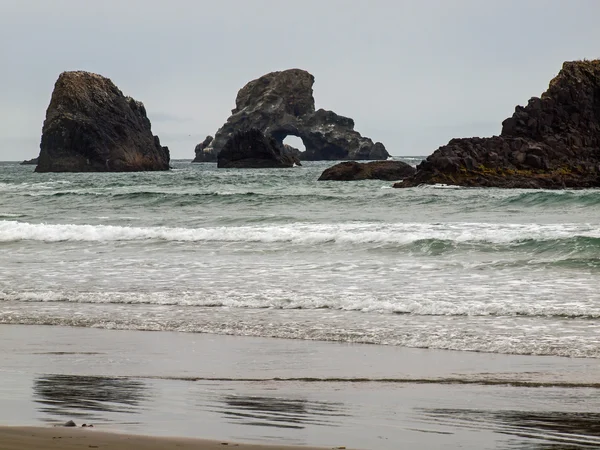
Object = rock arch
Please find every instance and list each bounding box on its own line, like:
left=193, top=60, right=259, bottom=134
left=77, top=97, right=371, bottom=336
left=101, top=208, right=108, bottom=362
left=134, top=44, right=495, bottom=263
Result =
left=193, top=69, right=389, bottom=162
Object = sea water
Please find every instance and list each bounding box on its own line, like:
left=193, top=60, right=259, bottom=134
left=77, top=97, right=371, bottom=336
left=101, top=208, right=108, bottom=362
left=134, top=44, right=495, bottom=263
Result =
left=1, top=159, right=599, bottom=358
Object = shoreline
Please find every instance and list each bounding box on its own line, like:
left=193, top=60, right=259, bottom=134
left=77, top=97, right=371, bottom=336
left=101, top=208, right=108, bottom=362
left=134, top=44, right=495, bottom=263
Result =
left=0, top=427, right=340, bottom=450
left=2, top=324, right=600, bottom=449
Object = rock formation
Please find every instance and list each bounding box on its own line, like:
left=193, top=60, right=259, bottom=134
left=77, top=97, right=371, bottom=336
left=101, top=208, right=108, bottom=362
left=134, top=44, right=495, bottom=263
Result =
left=217, top=128, right=301, bottom=168
left=193, top=135, right=214, bottom=162
left=397, top=60, right=600, bottom=189
left=318, top=161, right=415, bottom=181
left=36, top=71, right=170, bottom=173
left=20, top=157, right=38, bottom=165
left=193, top=69, right=389, bottom=162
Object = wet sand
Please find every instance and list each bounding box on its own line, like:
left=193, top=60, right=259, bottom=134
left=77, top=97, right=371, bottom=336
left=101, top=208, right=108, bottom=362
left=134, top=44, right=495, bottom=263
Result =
left=1, top=324, right=600, bottom=449
left=0, top=427, right=337, bottom=450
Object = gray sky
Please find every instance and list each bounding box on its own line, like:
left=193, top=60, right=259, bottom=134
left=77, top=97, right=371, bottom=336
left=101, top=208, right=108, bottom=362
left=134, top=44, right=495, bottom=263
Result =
left=1, top=0, right=599, bottom=160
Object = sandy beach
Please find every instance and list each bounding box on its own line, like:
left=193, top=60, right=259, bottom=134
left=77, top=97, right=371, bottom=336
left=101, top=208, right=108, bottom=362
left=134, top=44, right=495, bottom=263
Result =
left=0, top=427, right=339, bottom=450
left=1, top=325, right=600, bottom=449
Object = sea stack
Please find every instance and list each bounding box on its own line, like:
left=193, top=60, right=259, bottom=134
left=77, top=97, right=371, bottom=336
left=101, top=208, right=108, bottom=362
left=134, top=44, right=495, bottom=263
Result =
left=217, top=129, right=301, bottom=168
left=397, top=60, right=600, bottom=189
left=193, top=135, right=214, bottom=162
left=36, top=71, right=170, bottom=172
left=192, top=69, right=389, bottom=162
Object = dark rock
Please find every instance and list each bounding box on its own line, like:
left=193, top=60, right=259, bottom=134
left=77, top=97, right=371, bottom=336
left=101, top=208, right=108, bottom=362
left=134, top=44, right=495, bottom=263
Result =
left=197, top=69, right=390, bottom=162
left=318, top=160, right=415, bottom=181
left=397, top=60, right=600, bottom=189
left=217, top=128, right=301, bottom=168
left=63, top=420, right=76, bottom=427
left=36, top=71, right=170, bottom=173
left=192, top=135, right=214, bottom=162
left=20, top=157, right=38, bottom=165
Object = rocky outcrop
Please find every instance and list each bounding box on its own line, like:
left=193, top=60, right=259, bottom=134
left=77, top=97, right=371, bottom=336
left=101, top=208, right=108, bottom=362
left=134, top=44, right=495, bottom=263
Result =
left=195, top=69, right=390, bottom=162
left=318, top=161, right=415, bottom=181
left=192, top=135, right=214, bottom=162
left=217, top=129, right=301, bottom=168
left=20, top=157, right=38, bottom=165
left=36, top=71, right=170, bottom=172
left=397, top=60, right=600, bottom=189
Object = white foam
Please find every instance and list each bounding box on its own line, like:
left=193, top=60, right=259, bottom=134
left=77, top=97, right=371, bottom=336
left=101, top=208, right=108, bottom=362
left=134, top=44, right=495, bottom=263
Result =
left=0, top=180, right=72, bottom=192
left=2, top=299, right=599, bottom=358
left=2, top=287, right=599, bottom=318
left=0, top=220, right=597, bottom=244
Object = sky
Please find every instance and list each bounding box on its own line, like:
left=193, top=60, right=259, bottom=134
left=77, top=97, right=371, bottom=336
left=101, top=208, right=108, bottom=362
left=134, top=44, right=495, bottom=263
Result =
left=1, top=0, right=599, bottom=161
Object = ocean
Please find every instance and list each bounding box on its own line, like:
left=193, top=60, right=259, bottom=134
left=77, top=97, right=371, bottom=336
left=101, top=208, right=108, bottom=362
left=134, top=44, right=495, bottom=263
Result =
left=1, top=158, right=599, bottom=359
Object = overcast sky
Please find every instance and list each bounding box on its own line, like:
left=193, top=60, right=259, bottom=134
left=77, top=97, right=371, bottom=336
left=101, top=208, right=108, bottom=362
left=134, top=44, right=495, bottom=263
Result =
left=0, top=0, right=599, bottom=160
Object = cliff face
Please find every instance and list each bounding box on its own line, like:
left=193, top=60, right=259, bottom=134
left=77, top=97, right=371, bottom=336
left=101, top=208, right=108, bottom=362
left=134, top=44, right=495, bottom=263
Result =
left=397, top=60, right=600, bottom=188
left=36, top=71, right=170, bottom=173
left=193, top=69, right=389, bottom=162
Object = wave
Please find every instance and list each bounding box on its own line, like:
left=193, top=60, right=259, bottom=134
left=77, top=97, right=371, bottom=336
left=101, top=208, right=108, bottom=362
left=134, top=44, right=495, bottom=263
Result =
left=501, top=190, right=600, bottom=207
left=17, top=190, right=365, bottom=207
left=1, top=220, right=599, bottom=250
left=1, top=310, right=598, bottom=358
left=3, top=290, right=600, bottom=318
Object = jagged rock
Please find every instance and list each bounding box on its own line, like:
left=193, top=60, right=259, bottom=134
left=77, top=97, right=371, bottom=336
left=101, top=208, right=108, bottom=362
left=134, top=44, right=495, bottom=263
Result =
left=217, top=128, right=301, bottom=168
left=192, top=135, right=214, bottom=162
left=35, top=71, right=170, bottom=173
left=397, top=60, right=600, bottom=189
left=196, top=69, right=389, bottom=162
left=318, top=161, right=415, bottom=181
left=20, top=157, right=38, bottom=165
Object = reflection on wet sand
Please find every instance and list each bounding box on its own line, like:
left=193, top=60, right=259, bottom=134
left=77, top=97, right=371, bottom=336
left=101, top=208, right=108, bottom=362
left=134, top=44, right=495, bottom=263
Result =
left=418, top=408, right=600, bottom=449
left=33, top=374, right=149, bottom=422
left=213, top=395, right=350, bottom=429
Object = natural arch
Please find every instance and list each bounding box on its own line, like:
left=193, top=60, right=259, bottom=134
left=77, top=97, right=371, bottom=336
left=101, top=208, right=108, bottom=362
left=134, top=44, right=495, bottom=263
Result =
left=192, top=69, right=390, bottom=162
left=282, top=135, right=306, bottom=152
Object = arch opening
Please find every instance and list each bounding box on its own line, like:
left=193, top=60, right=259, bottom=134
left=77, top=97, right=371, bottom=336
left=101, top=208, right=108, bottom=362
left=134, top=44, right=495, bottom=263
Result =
left=282, top=135, right=306, bottom=153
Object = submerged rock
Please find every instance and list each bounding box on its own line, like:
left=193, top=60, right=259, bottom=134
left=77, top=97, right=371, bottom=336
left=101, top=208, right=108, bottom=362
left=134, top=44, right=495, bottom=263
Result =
left=318, top=161, right=415, bottom=181
left=397, top=60, right=600, bottom=189
left=20, top=157, right=38, bottom=165
left=217, top=128, right=301, bottom=168
left=36, top=71, right=170, bottom=173
left=193, top=69, right=389, bottom=162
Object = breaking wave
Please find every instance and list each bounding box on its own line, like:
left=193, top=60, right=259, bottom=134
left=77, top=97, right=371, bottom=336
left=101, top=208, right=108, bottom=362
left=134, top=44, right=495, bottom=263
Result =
left=2, top=289, right=600, bottom=318
left=1, top=220, right=599, bottom=248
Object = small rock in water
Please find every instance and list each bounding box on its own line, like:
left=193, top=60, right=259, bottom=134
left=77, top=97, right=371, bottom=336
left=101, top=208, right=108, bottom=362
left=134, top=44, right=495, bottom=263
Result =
left=63, top=420, right=76, bottom=427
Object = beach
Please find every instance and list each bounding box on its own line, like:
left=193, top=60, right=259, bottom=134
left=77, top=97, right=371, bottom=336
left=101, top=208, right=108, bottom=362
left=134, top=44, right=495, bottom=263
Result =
left=1, top=324, right=600, bottom=449
left=0, top=427, right=336, bottom=450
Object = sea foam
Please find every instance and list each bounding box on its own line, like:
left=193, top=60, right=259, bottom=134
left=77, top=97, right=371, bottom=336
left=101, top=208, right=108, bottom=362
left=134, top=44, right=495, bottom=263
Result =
left=0, top=219, right=598, bottom=245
